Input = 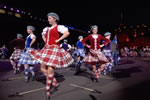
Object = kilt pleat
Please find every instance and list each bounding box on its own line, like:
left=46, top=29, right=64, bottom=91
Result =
left=28, top=45, right=74, bottom=68
left=18, top=48, right=39, bottom=65
left=10, top=49, right=23, bottom=61
left=83, top=49, right=109, bottom=64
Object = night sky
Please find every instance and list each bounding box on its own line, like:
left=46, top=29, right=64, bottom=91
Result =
left=2, top=0, right=150, bottom=28
left=1, top=0, right=150, bottom=47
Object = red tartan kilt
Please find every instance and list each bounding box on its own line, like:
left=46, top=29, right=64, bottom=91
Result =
left=29, top=45, right=74, bottom=68
left=10, top=49, right=22, bottom=61
left=83, top=49, right=109, bottom=65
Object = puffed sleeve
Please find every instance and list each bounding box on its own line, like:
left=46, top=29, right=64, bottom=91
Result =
left=58, top=25, right=68, bottom=34
left=30, top=34, right=36, bottom=39
left=41, top=27, right=48, bottom=36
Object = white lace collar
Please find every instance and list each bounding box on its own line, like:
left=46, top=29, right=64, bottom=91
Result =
left=92, top=34, right=98, bottom=39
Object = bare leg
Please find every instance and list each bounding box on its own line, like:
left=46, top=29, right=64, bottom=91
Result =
left=97, top=63, right=106, bottom=76
left=17, top=63, right=21, bottom=73
left=41, top=64, right=47, bottom=75
left=10, top=59, right=17, bottom=74
left=92, top=65, right=99, bottom=81
left=92, top=65, right=96, bottom=74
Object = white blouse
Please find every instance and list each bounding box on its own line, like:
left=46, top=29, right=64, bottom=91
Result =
left=27, top=34, right=36, bottom=39
left=42, top=25, right=68, bottom=36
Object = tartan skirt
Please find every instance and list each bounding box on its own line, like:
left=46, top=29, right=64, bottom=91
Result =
left=28, top=44, right=74, bottom=68
left=10, top=49, right=23, bottom=61
left=83, top=49, right=109, bottom=65
left=103, top=49, right=113, bottom=66
left=18, top=48, right=39, bottom=65
left=72, top=49, right=85, bottom=57
left=102, top=49, right=113, bottom=61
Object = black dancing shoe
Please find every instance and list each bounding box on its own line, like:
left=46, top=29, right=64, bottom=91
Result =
left=74, top=71, right=80, bottom=75
left=25, top=79, right=29, bottom=83
left=45, top=91, right=51, bottom=100
left=30, top=75, right=36, bottom=81
left=90, top=76, right=95, bottom=82
left=94, top=78, right=99, bottom=83
left=47, top=95, right=51, bottom=100
left=16, top=70, right=20, bottom=74
left=50, top=84, right=60, bottom=94
left=90, top=76, right=99, bottom=83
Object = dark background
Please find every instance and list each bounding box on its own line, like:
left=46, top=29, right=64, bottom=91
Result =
left=0, top=0, right=150, bottom=51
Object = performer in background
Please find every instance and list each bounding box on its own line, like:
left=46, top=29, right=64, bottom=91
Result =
left=102, top=32, right=113, bottom=75
left=82, top=25, right=110, bottom=82
left=28, top=12, right=74, bottom=100
left=60, top=39, right=72, bottom=52
left=0, top=45, right=8, bottom=59
left=72, top=36, right=85, bottom=75
left=9, top=33, right=25, bottom=74
left=19, top=25, right=38, bottom=83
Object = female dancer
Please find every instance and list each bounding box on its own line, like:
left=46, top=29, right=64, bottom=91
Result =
left=19, top=25, right=38, bottom=83
left=82, top=25, right=110, bottom=82
left=29, top=12, right=73, bottom=99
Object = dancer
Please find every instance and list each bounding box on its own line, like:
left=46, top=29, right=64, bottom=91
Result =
left=72, top=36, right=85, bottom=75
left=19, top=25, right=38, bottom=83
left=29, top=12, right=74, bottom=100
left=0, top=45, right=8, bottom=59
left=102, top=32, right=113, bottom=75
left=60, top=39, right=72, bottom=52
left=9, top=33, right=25, bottom=74
left=82, top=25, right=110, bottom=82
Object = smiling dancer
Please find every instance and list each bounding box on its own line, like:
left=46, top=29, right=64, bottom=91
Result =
left=82, top=25, right=110, bottom=82
left=29, top=12, right=74, bottom=100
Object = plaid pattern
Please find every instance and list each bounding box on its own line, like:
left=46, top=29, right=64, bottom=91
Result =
left=72, top=49, right=85, bottom=57
left=19, top=48, right=39, bottom=65
left=10, top=49, right=23, bottom=61
left=103, top=50, right=111, bottom=57
left=102, top=49, right=113, bottom=61
left=83, top=49, right=109, bottom=64
left=102, top=49, right=113, bottom=73
left=29, top=45, right=74, bottom=68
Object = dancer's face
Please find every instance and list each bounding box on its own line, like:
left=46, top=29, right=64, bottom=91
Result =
left=92, top=28, right=98, bottom=34
left=80, top=37, right=83, bottom=41
left=27, top=29, right=32, bottom=34
left=48, top=16, right=56, bottom=25
left=105, top=35, right=111, bottom=39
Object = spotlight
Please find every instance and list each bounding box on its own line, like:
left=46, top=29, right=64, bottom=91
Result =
left=10, top=8, right=13, bottom=11
left=3, top=6, right=7, bottom=9
left=16, top=9, right=20, bottom=13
